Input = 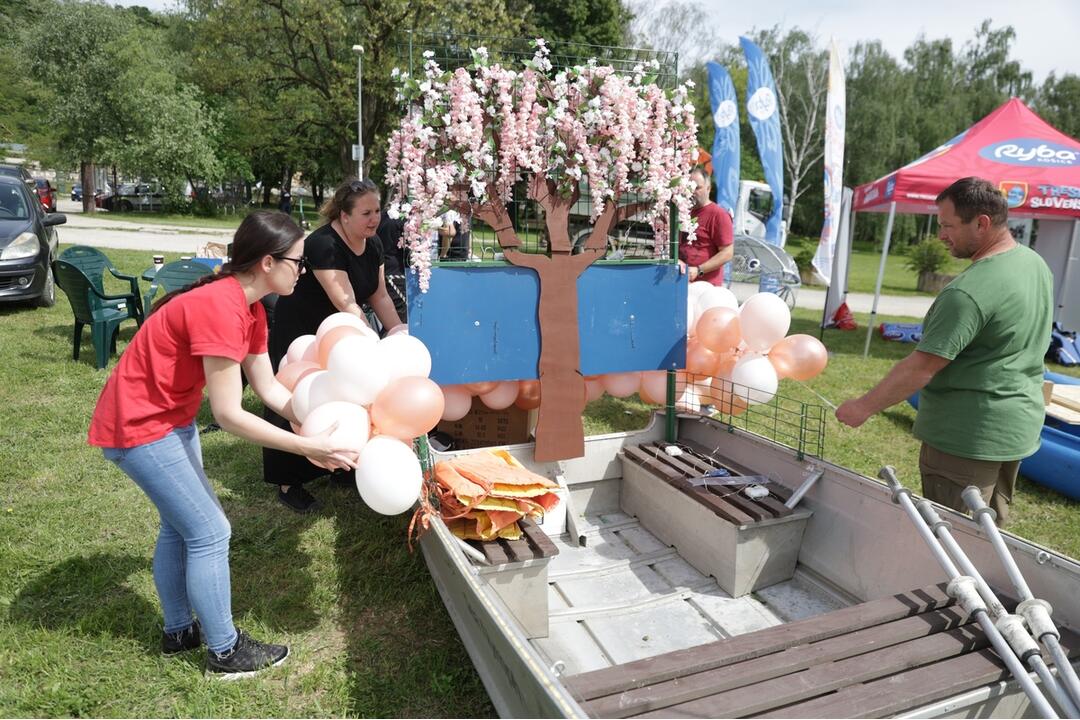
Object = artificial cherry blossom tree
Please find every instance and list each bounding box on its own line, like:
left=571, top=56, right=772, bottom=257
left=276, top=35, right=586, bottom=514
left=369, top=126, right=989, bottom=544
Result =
left=386, top=40, right=698, bottom=460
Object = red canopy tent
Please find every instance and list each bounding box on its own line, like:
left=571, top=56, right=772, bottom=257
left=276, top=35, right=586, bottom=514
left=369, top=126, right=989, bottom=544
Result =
left=854, top=98, right=1080, bottom=219
left=845, top=98, right=1080, bottom=354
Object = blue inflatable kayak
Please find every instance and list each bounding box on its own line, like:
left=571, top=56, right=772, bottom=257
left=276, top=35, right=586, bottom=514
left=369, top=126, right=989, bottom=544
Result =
left=908, top=371, right=1080, bottom=501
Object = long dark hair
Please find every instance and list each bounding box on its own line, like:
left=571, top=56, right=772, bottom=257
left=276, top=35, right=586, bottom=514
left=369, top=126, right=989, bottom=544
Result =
left=151, top=211, right=304, bottom=314
left=319, top=178, right=379, bottom=221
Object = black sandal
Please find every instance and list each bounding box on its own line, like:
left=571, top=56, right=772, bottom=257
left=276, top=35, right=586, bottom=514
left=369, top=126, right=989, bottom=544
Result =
left=277, top=485, right=320, bottom=513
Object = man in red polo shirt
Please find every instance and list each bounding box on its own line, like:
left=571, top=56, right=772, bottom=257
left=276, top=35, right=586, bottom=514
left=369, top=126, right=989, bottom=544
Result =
left=679, top=166, right=734, bottom=285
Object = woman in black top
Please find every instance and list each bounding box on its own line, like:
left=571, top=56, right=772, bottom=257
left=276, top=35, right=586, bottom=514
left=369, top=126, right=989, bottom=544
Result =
left=264, top=179, right=404, bottom=512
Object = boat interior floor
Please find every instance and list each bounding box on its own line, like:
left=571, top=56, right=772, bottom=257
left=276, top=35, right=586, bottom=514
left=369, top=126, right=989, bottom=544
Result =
left=532, top=508, right=848, bottom=678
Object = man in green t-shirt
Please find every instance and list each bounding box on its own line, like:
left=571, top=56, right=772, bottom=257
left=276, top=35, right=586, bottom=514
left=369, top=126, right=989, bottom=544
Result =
left=836, top=177, right=1053, bottom=525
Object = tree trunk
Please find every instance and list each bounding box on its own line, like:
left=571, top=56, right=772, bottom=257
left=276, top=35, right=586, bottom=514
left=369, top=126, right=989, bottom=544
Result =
left=525, top=259, right=587, bottom=461
left=80, top=161, right=95, bottom=214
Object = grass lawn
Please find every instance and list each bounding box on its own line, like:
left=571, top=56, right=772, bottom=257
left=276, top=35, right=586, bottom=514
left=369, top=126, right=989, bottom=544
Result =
left=842, top=248, right=970, bottom=297
left=90, top=211, right=247, bottom=230
left=1, top=246, right=1078, bottom=716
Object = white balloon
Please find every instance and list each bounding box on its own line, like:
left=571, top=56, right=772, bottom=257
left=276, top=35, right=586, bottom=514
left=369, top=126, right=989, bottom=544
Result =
left=689, top=280, right=713, bottom=301
left=286, top=334, right=317, bottom=365
left=316, top=313, right=377, bottom=343
left=377, top=334, right=432, bottom=382
left=299, top=401, right=370, bottom=453
left=479, top=381, right=519, bottom=410
left=291, top=370, right=327, bottom=424
left=354, top=436, right=423, bottom=515
left=730, top=352, right=779, bottom=405
left=306, top=371, right=340, bottom=412
left=696, top=285, right=739, bottom=316
left=674, top=387, right=701, bottom=414
left=278, top=355, right=292, bottom=372
left=326, top=335, right=391, bottom=406
left=441, top=385, right=473, bottom=421
left=738, top=292, right=791, bottom=353
left=386, top=324, right=409, bottom=336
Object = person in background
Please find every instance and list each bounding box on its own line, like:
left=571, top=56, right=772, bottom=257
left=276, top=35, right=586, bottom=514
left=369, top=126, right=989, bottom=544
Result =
left=679, top=166, right=734, bottom=285
left=376, top=195, right=407, bottom=322
left=836, top=177, right=1053, bottom=525
left=264, top=178, right=404, bottom=513
left=88, top=211, right=358, bottom=678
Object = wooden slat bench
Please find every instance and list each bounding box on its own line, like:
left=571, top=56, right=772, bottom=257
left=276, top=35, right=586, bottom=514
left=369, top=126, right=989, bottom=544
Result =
left=570, top=587, right=1075, bottom=720
left=619, top=441, right=812, bottom=597
left=567, top=583, right=1079, bottom=718
left=463, top=517, right=559, bottom=639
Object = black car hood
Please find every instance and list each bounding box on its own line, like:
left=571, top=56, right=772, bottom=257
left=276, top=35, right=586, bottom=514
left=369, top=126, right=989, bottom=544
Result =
left=0, top=218, right=34, bottom=246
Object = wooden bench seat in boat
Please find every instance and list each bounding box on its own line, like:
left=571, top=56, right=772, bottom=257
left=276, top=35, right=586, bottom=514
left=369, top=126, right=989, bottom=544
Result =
left=566, top=583, right=1079, bottom=718
left=463, top=517, right=559, bottom=639
left=619, top=441, right=812, bottom=597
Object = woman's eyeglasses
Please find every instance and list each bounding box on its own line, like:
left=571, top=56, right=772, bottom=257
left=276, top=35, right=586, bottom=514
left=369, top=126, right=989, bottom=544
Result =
left=275, top=255, right=307, bottom=273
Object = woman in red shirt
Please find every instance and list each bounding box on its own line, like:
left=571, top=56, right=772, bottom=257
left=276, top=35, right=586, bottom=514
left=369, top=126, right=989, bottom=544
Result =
left=89, top=211, right=358, bottom=679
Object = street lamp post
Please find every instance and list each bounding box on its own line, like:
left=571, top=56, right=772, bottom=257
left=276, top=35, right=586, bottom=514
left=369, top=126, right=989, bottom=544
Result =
left=353, top=44, right=364, bottom=178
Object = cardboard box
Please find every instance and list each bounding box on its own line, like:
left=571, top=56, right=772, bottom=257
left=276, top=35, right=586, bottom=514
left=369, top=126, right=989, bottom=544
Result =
left=437, top=404, right=534, bottom=449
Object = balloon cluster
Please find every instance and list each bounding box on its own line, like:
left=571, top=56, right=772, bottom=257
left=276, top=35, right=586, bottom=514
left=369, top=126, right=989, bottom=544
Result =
left=679, top=282, right=828, bottom=415
left=276, top=315, right=442, bottom=515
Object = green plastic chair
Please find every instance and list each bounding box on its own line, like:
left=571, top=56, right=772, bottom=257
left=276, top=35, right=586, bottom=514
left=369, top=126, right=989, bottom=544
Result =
left=54, top=260, right=141, bottom=369
left=57, top=245, right=144, bottom=325
left=143, top=260, right=213, bottom=311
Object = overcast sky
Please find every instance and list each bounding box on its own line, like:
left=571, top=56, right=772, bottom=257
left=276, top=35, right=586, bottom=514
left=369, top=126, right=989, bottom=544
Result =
left=114, top=0, right=1077, bottom=82
left=697, top=0, right=1078, bottom=82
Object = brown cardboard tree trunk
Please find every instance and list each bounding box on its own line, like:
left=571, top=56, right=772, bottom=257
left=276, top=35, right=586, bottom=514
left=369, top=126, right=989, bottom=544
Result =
left=472, top=178, right=640, bottom=461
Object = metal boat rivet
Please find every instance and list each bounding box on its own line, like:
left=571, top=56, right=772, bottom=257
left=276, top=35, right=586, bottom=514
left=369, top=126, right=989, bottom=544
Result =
left=1037, top=551, right=1050, bottom=565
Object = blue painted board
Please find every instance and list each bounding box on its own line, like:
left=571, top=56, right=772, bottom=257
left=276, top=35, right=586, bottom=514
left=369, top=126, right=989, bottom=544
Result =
left=407, top=263, right=687, bottom=386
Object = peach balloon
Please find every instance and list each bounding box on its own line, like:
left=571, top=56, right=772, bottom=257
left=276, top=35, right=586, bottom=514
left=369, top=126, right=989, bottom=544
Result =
left=465, top=381, right=498, bottom=396
left=768, top=334, right=829, bottom=381
left=441, top=385, right=473, bottom=421
left=695, top=307, right=742, bottom=354
left=370, top=377, right=445, bottom=440
left=515, top=380, right=542, bottom=410
left=479, top=381, right=518, bottom=410
left=276, top=360, right=321, bottom=392
left=714, top=350, right=738, bottom=380
left=386, top=324, right=409, bottom=336
left=716, top=391, right=749, bottom=417
left=639, top=371, right=666, bottom=404
left=584, top=376, right=605, bottom=402
left=601, top=372, right=641, bottom=398
left=317, top=326, right=366, bottom=368
left=686, top=339, right=720, bottom=376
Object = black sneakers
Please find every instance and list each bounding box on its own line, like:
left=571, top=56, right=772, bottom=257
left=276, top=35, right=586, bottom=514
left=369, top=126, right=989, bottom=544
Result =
left=206, top=630, right=289, bottom=680
left=162, top=620, right=202, bottom=655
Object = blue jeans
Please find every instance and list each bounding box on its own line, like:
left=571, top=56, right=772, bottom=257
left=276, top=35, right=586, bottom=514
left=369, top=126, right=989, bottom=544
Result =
left=103, top=423, right=237, bottom=653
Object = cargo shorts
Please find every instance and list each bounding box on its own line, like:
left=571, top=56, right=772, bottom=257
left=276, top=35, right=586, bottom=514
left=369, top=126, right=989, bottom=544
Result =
left=918, top=442, right=1021, bottom=526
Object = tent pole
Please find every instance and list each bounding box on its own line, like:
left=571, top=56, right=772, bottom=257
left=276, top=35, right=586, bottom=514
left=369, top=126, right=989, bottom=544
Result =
left=1056, top=219, right=1079, bottom=327
left=864, top=201, right=896, bottom=358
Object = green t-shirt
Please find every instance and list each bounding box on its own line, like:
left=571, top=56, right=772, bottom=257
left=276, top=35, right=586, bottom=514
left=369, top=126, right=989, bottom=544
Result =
left=914, top=244, right=1052, bottom=461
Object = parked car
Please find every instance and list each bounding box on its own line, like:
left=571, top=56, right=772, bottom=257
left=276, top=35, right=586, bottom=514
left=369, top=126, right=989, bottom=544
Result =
left=0, top=174, right=65, bottom=307
left=72, top=183, right=106, bottom=202
left=34, top=178, right=57, bottom=213
left=98, top=182, right=165, bottom=212
left=0, top=163, right=35, bottom=193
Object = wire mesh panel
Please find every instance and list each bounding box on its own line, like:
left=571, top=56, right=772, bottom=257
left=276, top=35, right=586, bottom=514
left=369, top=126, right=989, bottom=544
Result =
left=674, top=371, right=826, bottom=460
